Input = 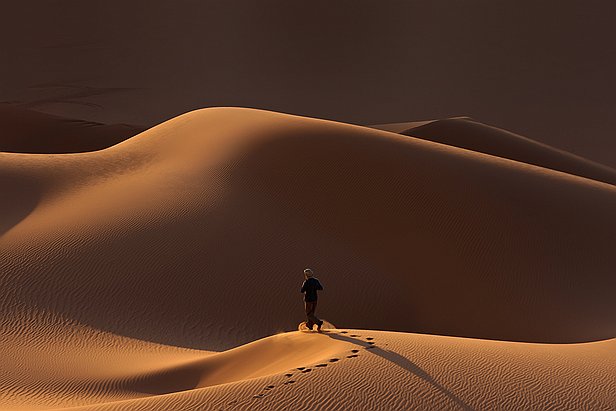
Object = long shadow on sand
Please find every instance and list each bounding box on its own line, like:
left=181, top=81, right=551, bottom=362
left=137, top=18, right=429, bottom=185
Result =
left=0, top=173, right=40, bottom=238
left=327, top=332, right=474, bottom=411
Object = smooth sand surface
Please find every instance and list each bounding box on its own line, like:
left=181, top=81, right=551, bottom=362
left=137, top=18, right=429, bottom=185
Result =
left=3, top=2, right=616, bottom=169
left=368, top=119, right=440, bottom=133
left=1, top=108, right=614, bottom=410
left=374, top=117, right=616, bottom=185
left=0, top=104, right=144, bottom=153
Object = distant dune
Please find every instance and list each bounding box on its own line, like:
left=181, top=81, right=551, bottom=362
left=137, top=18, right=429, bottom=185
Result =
left=0, top=103, right=145, bottom=153
left=368, top=119, right=440, bottom=133
left=1, top=108, right=614, bottom=410
left=371, top=117, right=616, bottom=185
left=3, top=2, right=616, bottom=170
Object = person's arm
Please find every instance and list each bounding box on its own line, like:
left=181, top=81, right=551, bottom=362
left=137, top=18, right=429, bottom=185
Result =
left=301, top=280, right=307, bottom=293
left=316, top=280, right=323, bottom=291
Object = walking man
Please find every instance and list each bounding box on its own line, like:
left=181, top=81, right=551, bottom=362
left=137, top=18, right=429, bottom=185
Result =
left=301, top=268, right=324, bottom=332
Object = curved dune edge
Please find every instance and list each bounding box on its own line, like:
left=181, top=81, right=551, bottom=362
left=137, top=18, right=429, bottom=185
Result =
left=0, top=107, right=615, bottom=409
left=3, top=329, right=613, bottom=410
left=371, top=117, right=616, bottom=185
left=1, top=107, right=614, bottom=348
left=0, top=103, right=145, bottom=154
left=368, top=118, right=443, bottom=133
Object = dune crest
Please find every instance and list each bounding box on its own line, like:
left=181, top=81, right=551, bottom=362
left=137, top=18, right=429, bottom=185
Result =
left=1, top=107, right=615, bottom=347
left=2, top=325, right=614, bottom=410
left=1, top=107, right=615, bottom=410
left=0, top=103, right=145, bottom=154
left=372, top=117, right=616, bottom=185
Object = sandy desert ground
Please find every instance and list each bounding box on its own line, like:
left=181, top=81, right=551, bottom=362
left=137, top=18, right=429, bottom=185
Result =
left=4, top=2, right=616, bottom=170
left=0, top=104, right=144, bottom=154
left=1, top=107, right=615, bottom=410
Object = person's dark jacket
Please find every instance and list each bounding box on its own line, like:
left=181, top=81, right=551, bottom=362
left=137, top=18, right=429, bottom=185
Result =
left=301, top=277, right=323, bottom=302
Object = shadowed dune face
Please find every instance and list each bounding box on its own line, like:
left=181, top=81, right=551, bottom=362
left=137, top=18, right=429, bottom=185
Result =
left=2, top=2, right=615, bottom=169
left=368, top=119, right=442, bottom=133
left=219, top=112, right=616, bottom=343
left=0, top=108, right=615, bottom=353
left=387, top=117, right=616, bottom=185
left=126, top=331, right=352, bottom=395
left=0, top=104, right=145, bottom=153
left=3, top=325, right=614, bottom=410
left=0, top=169, right=40, bottom=237
left=1, top=107, right=615, bottom=411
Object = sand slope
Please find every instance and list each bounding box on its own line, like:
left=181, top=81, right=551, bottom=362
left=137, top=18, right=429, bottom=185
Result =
left=368, top=118, right=442, bottom=133
left=1, top=108, right=615, bottom=410
left=0, top=103, right=144, bottom=153
left=3, top=2, right=616, bottom=169
left=371, top=117, right=616, bottom=185
left=3, top=324, right=615, bottom=411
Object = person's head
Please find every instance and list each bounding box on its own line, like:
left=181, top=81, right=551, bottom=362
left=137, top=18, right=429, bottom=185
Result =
left=304, top=268, right=313, bottom=279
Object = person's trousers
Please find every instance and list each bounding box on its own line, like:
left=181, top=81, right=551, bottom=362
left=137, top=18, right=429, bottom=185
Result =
left=305, top=301, right=320, bottom=328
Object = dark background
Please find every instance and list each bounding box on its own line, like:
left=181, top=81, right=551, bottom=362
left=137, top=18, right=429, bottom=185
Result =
left=1, top=1, right=614, bottom=167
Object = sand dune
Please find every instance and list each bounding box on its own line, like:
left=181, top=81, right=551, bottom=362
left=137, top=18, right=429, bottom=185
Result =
left=0, top=103, right=144, bottom=153
left=3, top=2, right=616, bottom=170
left=371, top=117, right=616, bottom=185
left=368, top=118, right=441, bottom=133
left=1, top=108, right=615, bottom=410
left=3, top=324, right=614, bottom=411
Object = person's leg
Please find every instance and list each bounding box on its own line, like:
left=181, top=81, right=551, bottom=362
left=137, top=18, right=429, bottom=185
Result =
left=306, top=301, right=319, bottom=329
left=312, top=301, right=323, bottom=331
left=305, top=301, right=316, bottom=329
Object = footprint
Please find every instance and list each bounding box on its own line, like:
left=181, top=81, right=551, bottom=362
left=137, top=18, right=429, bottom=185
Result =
left=365, top=345, right=376, bottom=350
left=284, top=373, right=293, bottom=378
left=366, top=337, right=374, bottom=340
left=296, top=367, right=305, bottom=370
left=367, top=341, right=375, bottom=345
left=283, top=380, right=296, bottom=385
left=329, top=358, right=339, bottom=363
left=351, top=349, right=359, bottom=353
left=347, top=354, right=359, bottom=358
left=264, top=385, right=275, bottom=390
left=350, top=334, right=360, bottom=337
left=315, top=363, right=327, bottom=367
left=301, top=368, right=312, bottom=373
left=340, top=331, right=348, bottom=334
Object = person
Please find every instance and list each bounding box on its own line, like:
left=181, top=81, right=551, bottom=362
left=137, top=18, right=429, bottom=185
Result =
left=300, top=268, right=324, bottom=332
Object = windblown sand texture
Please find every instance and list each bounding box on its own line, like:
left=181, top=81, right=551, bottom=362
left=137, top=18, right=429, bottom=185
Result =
left=1, top=108, right=614, bottom=410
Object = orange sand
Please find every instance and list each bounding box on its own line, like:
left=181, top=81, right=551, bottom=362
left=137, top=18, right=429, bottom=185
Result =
left=1, top=108, right=614, bottom=410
